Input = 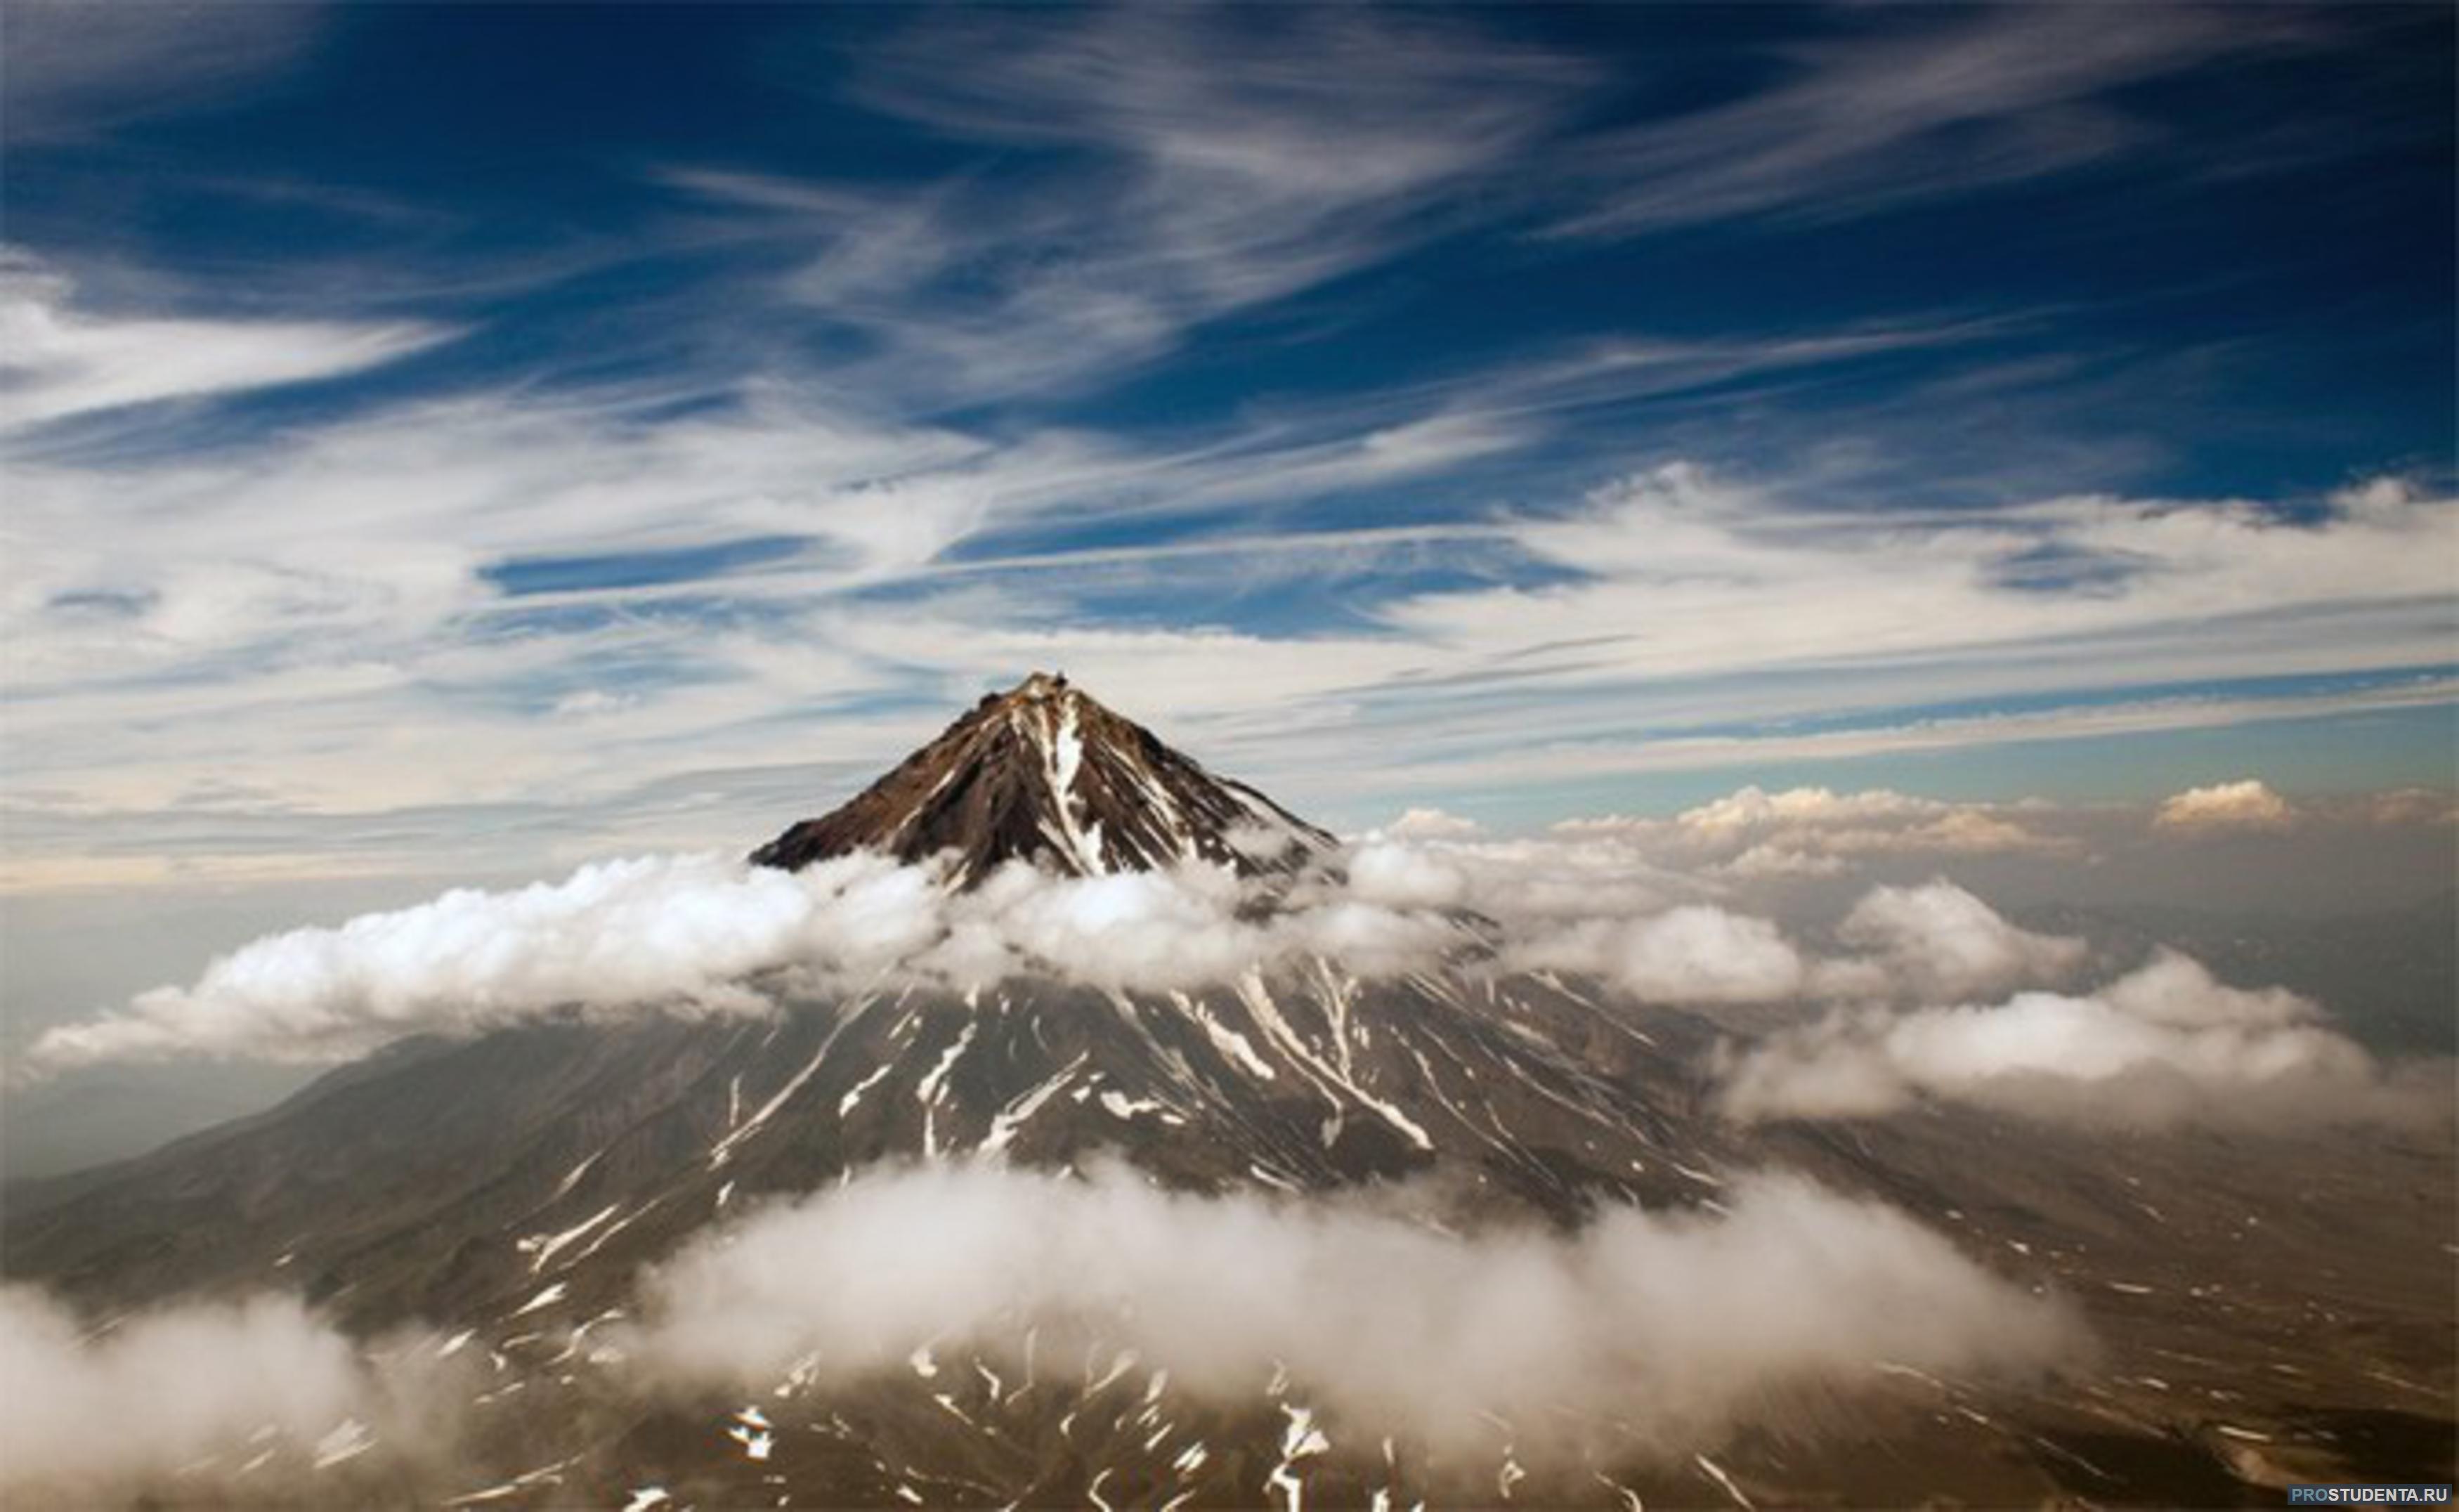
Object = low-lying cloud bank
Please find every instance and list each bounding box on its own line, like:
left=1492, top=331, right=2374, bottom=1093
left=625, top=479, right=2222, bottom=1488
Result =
left=0, top=1164, right=2080, bottom=1493
left=620, top=1161, right=2080, bottom=1457
left=0, top=1285, right=459, bottom=1501
left=27, top=839, right=2077, bottom=1074
left=1721, top=949, right=2433, bottom=1129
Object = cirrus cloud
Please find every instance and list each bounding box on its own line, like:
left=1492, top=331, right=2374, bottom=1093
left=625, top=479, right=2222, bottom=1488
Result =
left=0, top=247, right=452, bottom=432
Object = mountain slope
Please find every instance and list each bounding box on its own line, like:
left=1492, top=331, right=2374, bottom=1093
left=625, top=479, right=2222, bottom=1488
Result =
left=4, top=969, right=1737, bottom=1329
left=751, top=672, right=1331, bottom=884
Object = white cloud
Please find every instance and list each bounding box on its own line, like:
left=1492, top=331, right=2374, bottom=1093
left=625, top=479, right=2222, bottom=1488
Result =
left=0, top=1167, right=2078, bottom=1494
left=1333, top=831, right=1691, bottom=924
left=0, top=1284, right=458, bottom=1499
left=1833, top=880, right=2087, bottom=1000
left=0, top=249, right=450, bottom=430
left=1721, top=949, right=2424, bottom=1129
left=0, top=824, right=1885, bottom=1071
left=2155, top=778, right=2295, bottom=832
left=1677, top=786, right=1952, bottom=837
left=1554, top=6, right=2298, bottom=237
left=21, top=849, right=1476, bottom=1073
left=620, top=1161, right=2077, bottom=1461
left=6, top=313, right=2448, bottom=889
left=25, top=852, right=946, bottom=1069
left=666, top=8, right=1587, bottom=405
left=0, top=2, right=320, bottom=141
left=1647, top=784, right=2078, bottom=879
left=22, top=822, right=1814, bottom=1071
left=2355, top=788, right=2459, bottom=827
left=4, top=250, right=2448, bottom=899
left=1378, top=807, right=1485, bottom=839
left=1385, top=464, right=2456, bottom=705
left=1511, top=906, right=1809, bottom=1005
left=28, top=816, right=2434, bottom=1087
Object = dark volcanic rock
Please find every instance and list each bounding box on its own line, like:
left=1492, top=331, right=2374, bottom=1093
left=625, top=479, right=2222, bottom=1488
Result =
left=750, top=671, right=1332, bottom=885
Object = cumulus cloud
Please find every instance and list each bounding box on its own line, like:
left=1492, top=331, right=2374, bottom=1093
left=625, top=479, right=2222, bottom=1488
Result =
left=1509, top=906, right=1809, bottom=1004
left=17, top=824, right=1733, bottom=1070
left=28, top=852, right=937, bottom=1070
left=25, top=819, right=2412, bottom=1091
left=0, top=1285, right=461, bottom=1501
left=1721, top=949, right=2427, bottom=1128
left=1564, top=785, right=2076, bottom=880
left=1829, top=880, right=2087, bottom=1000
left=2154, top=778, right=2295, bottom=833
left=1378, top=806, right=1485, bottom=839
left=1335, top=829, right=1689, bottom=922
left=32, top=812, right=1931, bottom=1072
left=620, top=1160, right=2077, bottom=1461
left=20, top=849, right=1478, bottom=1074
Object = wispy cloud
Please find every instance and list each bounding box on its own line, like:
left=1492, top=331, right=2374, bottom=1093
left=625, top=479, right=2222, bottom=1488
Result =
left=0, top=248, right=452, bottom=431
left=1, top=6, right=2446, bottom=891
left=6, top=372, right=2450, bottom=882
left=0, top=1, right=321, bottom=143
left=667, top=5, right=1587, bottom=403
left=1552, top=6, right=2307, bottom=237
left=1383, top=467, right=2455, bottom=696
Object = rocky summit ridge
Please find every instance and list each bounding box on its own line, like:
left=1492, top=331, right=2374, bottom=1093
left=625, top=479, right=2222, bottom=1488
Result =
left=750, top=672, right=1333, bottom=885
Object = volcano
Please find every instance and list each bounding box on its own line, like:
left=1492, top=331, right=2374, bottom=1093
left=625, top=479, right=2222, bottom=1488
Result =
left=8, top=677, right=1735, bottom=1323
left=752, top=673, right=1333, bottom=884
left=6, top=677, right=2451, bottom=1508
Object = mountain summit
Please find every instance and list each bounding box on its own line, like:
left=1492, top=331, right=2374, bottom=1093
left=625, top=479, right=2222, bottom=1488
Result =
left=751, top=672, right=1333, bottom=885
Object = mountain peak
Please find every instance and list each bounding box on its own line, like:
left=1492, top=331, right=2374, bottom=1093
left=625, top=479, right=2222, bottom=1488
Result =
left=751, top=674, right=1333, bottom=885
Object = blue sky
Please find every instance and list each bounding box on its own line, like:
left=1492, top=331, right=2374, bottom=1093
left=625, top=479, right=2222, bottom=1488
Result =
left=2, top=1, right=2453, bottom=886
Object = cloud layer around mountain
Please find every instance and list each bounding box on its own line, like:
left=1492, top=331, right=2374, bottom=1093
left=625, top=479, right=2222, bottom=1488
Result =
left=1720, top=949, right=2432, bottom=1129
left=619, top=1160, right=2080, bottom=1460
left=22, top=825, right=2079, bottom=1074
left=20, top=805, right=2432, bottom=1138
left=0, top=1284, right=465, bottom=1501
left=0, top=1159, right=2081, bottom=1499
